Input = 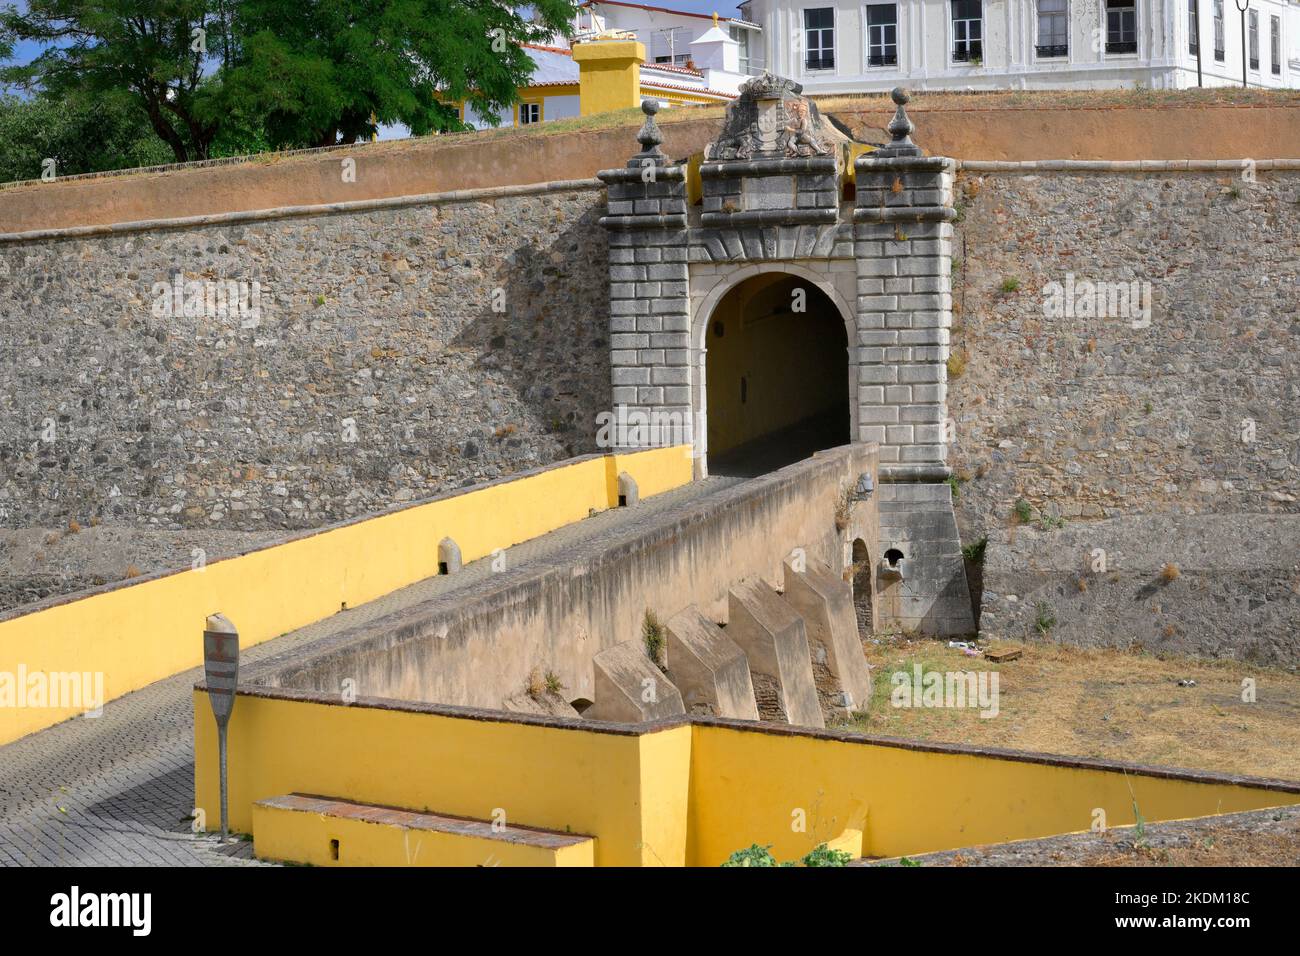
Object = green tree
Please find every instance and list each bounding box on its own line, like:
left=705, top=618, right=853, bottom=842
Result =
left=0, top=0, right=231, bottom=162
left=220, top=0, right=579, bottom=148
left=0, top=91, right=174, bottom=182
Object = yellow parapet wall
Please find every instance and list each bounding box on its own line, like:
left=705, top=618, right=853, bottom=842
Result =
left=195, top=690, right=691, bottom=867
left=0, top=446, right=692, bottom=746
left=195, top=688, right=1300, bottom=867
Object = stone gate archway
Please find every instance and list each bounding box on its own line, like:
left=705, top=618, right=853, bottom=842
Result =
left=700, top=270, right=851, bottom=476
left=597, top=76, right=977, bottom=636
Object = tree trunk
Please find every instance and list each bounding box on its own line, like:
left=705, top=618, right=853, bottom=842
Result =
left=141, top=97, right=190, bottom=163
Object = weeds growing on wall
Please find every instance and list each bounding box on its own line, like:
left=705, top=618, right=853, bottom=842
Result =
left=642, top=610, right=666, bottom=666
left=961, top=537, right=987, bottom=563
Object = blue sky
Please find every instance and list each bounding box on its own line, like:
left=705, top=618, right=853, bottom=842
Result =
left=637, top=0, right=747, bottom=15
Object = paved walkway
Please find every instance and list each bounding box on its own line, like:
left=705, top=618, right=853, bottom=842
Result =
left=0, top=477, right=732, bottom=866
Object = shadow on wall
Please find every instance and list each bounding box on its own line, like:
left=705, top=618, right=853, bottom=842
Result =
left=450, top=201, right=612, bottom=462
left=0, top=191, right=614, bottom=535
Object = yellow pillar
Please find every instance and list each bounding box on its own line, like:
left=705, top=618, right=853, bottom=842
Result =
left=572, top=39, right=646, bottom=116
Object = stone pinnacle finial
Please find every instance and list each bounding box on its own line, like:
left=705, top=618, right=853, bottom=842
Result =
left=636, top=98, right=663, bottom=157
left=887, top=87, right=915, bottom=149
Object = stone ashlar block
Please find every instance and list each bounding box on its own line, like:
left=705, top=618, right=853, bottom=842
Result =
left=726, top=580, right=824, bottom=728
left=781, top=559, right=874, bottom=718
left=585, top=641, right=685, bottom=723
left=665, top=607, right=759, bottom=720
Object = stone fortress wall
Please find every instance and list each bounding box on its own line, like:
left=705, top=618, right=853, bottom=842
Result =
left=0, top=184, right=613, bottom=533
left=948, top=164, right=1300, bottom=664
left=1, top=105, right=1297, bottom=659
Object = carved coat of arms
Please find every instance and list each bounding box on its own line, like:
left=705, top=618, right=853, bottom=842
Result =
left=705, top=74, right=832, bottom=161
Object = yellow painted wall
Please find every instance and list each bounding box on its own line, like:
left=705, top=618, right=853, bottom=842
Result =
left=636, top=724, right=693, bottom=867
left=572, top=40, right=644, bottom=116
left=251, top=800, right=594, bottom=867
left=196, top=689, right=1300, bottom=868
left=0, top=447, right=691, bottom=746
left=194, top=690, right=688, bottom=867
left=640, top=85, right=728, bottom=107
left=609, top=445, right=692, bottom=500
left=687, top=724, right=1300, bottom=864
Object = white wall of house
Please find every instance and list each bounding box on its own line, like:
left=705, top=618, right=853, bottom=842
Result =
left=742, top=0, right=1297, bottom=91
left=576, top=1, right=766, bottom=73
left=544, top=94, right=583, bottom=121
left=463, top=103, right=515, bottom=129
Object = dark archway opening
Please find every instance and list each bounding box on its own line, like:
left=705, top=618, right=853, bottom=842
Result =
left=706, top=274, right=850, bottom=477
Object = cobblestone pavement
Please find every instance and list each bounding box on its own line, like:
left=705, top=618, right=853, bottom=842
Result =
left=0, top=476, right=732, bottom=866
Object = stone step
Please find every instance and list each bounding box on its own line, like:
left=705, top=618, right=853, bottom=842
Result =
left=584, top=640, right=685, bottom=722
left=252, top=794, right=595, bottom=867
left=664, top=606, right=759, bottom=720
left=782, top=559, right=873, bottom=719
left=726, top=579, right=824, bottom=729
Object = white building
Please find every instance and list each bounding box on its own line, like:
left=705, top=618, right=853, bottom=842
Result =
left=575, top=1, right=767, bottom=76
left=739, top=0, right=1300, bottom=90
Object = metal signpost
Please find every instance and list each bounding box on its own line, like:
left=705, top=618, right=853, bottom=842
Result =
left=203, top=613, right=240, bottom=841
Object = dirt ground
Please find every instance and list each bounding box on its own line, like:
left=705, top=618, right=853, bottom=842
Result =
left=870, top=805, right=1300, bottom=866
left=846, top=633, right=1300, bottom=783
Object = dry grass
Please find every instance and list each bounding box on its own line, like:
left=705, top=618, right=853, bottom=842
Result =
left=850, top=636, right=1300, bottom=782
left=13, top=86, right=1295, bottom=194
left=1083, top=820, right=1300, bottom=866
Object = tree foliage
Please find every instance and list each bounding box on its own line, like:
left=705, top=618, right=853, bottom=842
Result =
left=0, top=0, right=580, bottom=169
left=220, top=0, right=578, bottom=147
left=0, top=91, right=173, bottom=182
left=0, top=1, right=232, bottom=162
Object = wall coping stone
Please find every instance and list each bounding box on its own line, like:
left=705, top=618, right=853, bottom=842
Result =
left=856, top=155, right=957, bottom=173
left=700, top=157, right=839, bottom=178
left=599, top=213, right=690, bottom=230
left=597, top=165, right=687, bottom=183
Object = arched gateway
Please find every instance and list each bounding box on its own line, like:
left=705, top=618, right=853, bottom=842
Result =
left=597, top=76, right=975, bottom=636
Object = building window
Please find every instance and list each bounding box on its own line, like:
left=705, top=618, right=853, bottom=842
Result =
left=1248, top=10, right=1259, bottom=70
left=1036, top=0, right=1068, bottom=58
left=1106, top=0, right=1137, bottom=53
left=734, top=27, right=753, bottom=74
left=519, top=103, right=540, bottom=125
left=1213, top=0, right=1225, bottom=61
left=804, top=8, right=835, bottom=70
left=951, top=0, right=982, bottom=62
left=1188, top=0, right=1198, bottom=54
left=867, top=4, right=898, bottom=66
left=1271, top=15, right=1282, bottom=75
